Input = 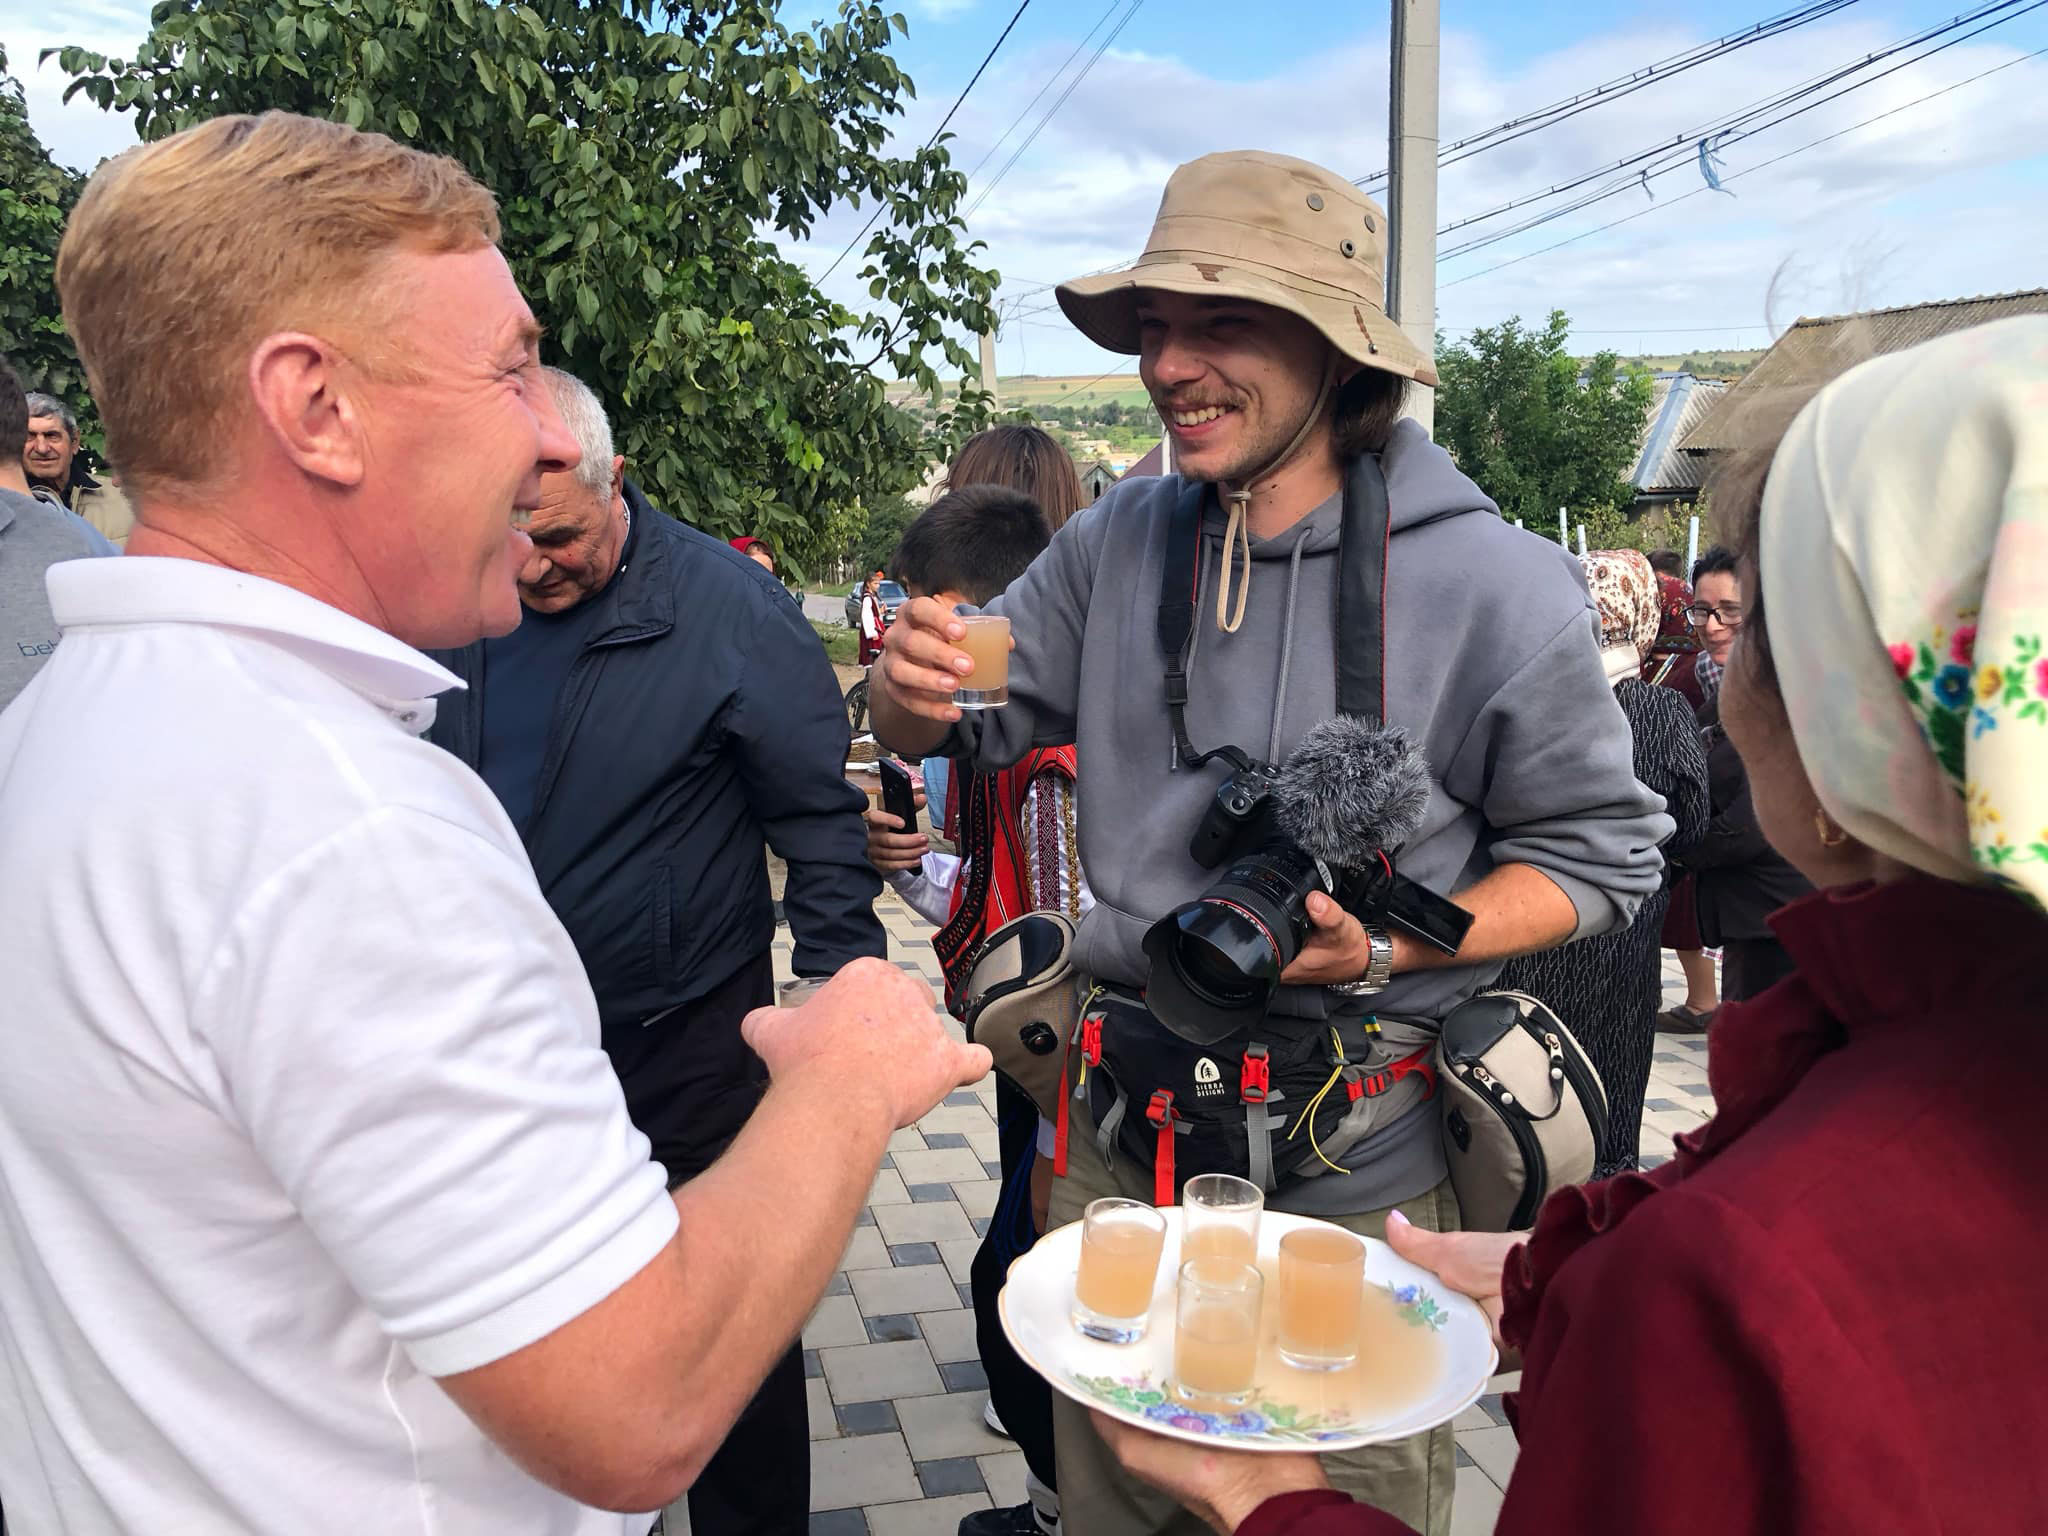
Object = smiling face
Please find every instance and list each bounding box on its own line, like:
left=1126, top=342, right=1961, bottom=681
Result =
left=344, top=244, right=579, bottom=645
left=1136, top=291, right=1335, bottom=487
left=24, top=414, right=74, bottom=488
left=1694, top=569, right=1745, bottom=666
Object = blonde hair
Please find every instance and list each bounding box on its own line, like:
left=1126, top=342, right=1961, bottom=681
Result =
left=57, top=111, right=501, bottom=503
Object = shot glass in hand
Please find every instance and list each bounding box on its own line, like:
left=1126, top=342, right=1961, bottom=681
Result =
left=1073, top=1197, right=1167, bottom=1344
left=953, top=614, right=1011, bottom=710
left=777, top=977, right=830, bottom=1008
left=1182, top=1173, right=1263, bottom=1270
left=1173, top=1258, right=1264, bottom=1404
left=1275, top=1226, right=1366, bottom=1371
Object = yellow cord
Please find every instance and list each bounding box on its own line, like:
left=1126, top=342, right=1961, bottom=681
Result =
left=1283, top=1028, right=1354, bottom=1175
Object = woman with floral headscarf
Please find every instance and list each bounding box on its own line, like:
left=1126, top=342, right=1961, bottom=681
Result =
left=1090, top=319, right=2048, bottom=1536
left=1496, top=550, right=1708, bottom=1178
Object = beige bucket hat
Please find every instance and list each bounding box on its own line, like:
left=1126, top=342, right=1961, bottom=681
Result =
left=1056, top=150, right=1437, bottom=389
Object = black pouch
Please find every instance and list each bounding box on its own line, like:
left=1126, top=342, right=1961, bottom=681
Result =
left=1078, top=989, right=1432, bottom=1201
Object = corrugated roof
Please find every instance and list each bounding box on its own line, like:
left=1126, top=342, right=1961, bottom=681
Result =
left=1679, top=289, right=2048, bottom=456
left=1119, top=441, right=1166, bottom=480
left=1632, top=372, right=1727, bottom=494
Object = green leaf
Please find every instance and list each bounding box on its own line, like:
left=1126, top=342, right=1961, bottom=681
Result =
left=740, top=155, right=760, bottom=198
left=576, top=283, right=600, bottom=327
left=361, top=38, right=386, bottom=76
left=396, top=106, right=419, bottom=138
left=274, top=14, right=299, bottom=50
left=641, top=263, right=664, bottom=299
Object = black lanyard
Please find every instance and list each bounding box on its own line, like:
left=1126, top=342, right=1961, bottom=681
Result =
left=1155, top=454, right=1391, bottom=770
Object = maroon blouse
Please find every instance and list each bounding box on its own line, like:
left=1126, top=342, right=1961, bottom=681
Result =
left=1242, top=878, right=2048, bottom=1536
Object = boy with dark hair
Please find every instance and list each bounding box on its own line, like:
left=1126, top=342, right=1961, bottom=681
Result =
left=866, top=482, right=1072, bottom=1536
left=891, top=484, right=1053, bottom=606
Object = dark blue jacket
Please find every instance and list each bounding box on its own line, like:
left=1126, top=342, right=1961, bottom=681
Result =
left=430, top=482, right=884, bottom=1031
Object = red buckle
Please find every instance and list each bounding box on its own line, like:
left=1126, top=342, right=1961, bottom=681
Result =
left=1240, top=1046, right=1270, bottom=1104
left=1081, top=1014, right=1104, bottom=1067
left=1346, top=1066, right=1367, bottom=1102
left=1147, top=1090, right=1178, bottom=1207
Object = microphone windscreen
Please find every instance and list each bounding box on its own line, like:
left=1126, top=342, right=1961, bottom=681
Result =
left=1273, top=717, right=1432, bottom=865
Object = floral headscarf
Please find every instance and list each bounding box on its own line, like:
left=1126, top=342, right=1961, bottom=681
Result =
left=1580, top=549, right=1661, bottom=683
left=1760, top=316, right=2048, bottom=908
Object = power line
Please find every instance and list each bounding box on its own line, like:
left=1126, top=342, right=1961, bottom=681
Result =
left=1353, top=0, right=1864, bottom=188
left=1439, top=0, right=2045, bottom=262
left=1434, top=0, right=2031, bottom=243
left=1439, top=42, right=2048, bottom=290
left=817, top=0, right=1033, bottom=284
left=962, top=0, right=1147, bottom=223
left=960, top=0, right=1124, bottom=188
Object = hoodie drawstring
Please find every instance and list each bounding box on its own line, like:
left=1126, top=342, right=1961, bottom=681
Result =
left=1215, top=354, right=1338, bottom=636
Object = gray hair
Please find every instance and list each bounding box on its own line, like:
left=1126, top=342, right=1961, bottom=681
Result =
left=23, top=393, right=78, bottom=440
left=542, top=368, right=615, bottom=495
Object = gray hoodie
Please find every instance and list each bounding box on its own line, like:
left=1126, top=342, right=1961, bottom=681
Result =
left=919, top=421, right=1672, bottom=1210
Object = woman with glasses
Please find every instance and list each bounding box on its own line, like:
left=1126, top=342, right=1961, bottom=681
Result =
left=1677, top=547, right=1812, bottom=1003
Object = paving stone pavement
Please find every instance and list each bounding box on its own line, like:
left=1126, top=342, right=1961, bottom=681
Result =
left=667, top=896, right=1715, bottom=1536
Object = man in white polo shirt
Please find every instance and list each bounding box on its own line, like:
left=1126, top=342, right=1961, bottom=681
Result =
left=0, top=111, right=988, bottom=1535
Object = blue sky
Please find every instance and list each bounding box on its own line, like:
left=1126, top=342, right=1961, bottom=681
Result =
left=6, top=0, right=2045, bottom=377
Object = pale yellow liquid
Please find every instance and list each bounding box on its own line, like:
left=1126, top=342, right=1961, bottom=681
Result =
left=1174, top=1298, right=1260, bottom=1399
left=1076, top=1218, right=1165, bottom=1318
left=1183, top=1223, right=1257, bottom=1269
left=957, top=618, right=1010, bottom=690
left=1277, top=1228, right=1366, bottom=1365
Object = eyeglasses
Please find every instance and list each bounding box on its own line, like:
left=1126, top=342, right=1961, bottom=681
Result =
left=1685, top=603, right=1745, bottom=628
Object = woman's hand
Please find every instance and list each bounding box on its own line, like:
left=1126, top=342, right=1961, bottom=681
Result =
left=863, top=790, right=929, bottom=876
left=1091, top=1412, right=1330, bottom=1534
left=1384, top=1210, right=1517, bottom=1358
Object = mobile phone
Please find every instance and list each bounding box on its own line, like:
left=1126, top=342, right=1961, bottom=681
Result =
left=878, top=758, right=918, bottom=829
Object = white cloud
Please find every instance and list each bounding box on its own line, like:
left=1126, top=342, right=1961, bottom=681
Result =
left=791, top=10, right=2048, bottom=375
left=912, top=0, right=982, bottom=18
left=2, top=0, right=152, bottom=171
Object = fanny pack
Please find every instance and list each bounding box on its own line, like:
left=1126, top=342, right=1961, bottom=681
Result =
left=962, top=914, right=1605, bottom=1228
left=1067, top=986, right=1437, bottom=1205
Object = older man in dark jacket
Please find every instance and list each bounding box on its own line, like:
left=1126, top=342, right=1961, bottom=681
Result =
left=430, top=367, right=884, bottom=1535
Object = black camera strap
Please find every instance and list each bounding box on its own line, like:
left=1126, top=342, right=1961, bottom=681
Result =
left=1157, top=453, right=1392, bottom=768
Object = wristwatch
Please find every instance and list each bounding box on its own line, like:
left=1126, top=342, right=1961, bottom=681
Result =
left=1328, top=925, right=1395, bottom=997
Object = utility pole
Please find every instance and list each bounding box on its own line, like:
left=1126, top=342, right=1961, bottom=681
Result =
left=979, top=329, right=1000, bottom=412
left=1385, top=0, right=1440, bottom=435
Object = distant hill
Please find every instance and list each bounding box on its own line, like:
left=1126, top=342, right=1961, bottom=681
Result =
left=1603, top=349, right=1765, bottom=381
left=887, top=373, right=1149, bottom=411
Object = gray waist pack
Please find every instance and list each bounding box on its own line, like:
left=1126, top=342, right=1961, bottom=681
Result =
left=1436, top=991, right=1607, bottom=1231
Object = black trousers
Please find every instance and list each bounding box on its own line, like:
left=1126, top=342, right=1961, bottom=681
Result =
left=968, top=1074, right=1058, bottom=1493
left=648, top=952, right=809, bottom=1535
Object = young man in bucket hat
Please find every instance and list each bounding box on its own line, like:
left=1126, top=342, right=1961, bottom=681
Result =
left=870, top=151, right=1669, bottom=1535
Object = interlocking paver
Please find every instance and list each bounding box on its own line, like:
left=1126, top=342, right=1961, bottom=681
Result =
left=915, top=1307, right=980, bottom=1365
left=892, top=1390, right=1009, bottom=1461
left=809, top=1431, right=920, bottom=1510
left=891, top=1146, right=989, bottom=1185
left=818, top=1340, right=945, bottom=1405
left=803, top=1294, right=869, bottom=1350
left=862, top=1492, right=994, bottom=1535
left=849, top=1262, right=968, bottom=1317
left=873, top=1200, right=978, bottom=1246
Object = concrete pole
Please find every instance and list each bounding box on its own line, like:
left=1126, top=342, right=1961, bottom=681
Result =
left=979, top=330, right=1000, bottom=411
left=1385, top=0, right=1439, bottom=435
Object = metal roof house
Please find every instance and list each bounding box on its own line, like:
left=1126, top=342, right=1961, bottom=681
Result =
left=1679, top=289, right=2048, bottom=462
left=1630, top=371, right=1727, bottom=512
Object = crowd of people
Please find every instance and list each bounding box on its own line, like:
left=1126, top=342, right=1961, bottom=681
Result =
left=0, top=111, right=2041, bottom=1536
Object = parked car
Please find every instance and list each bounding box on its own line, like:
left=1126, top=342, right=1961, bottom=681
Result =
left=843, top=579, right=906, bottom=632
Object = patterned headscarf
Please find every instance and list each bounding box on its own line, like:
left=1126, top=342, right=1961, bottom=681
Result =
left=1761, top=316, right=2048, bottom=908
left=1580, top=549, right=1661, bottom=683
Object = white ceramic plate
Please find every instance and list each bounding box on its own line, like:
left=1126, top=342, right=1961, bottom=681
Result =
left=999, top=1209, right=1497, bottom=1452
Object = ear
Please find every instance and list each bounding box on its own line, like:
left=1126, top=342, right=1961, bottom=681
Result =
left=248, top=332, right=366, bottom=489
left=609, top=454, right=626, bottom=504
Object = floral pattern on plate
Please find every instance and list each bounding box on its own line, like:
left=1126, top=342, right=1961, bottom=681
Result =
left=1069, top=1373, right=1357, bottom=1444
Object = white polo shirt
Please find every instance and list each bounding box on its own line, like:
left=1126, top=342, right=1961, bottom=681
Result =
left=0, top=558, right=678, bottom=1533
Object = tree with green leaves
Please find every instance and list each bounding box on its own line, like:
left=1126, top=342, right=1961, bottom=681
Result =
left=1433, top=311, right=1654, bottom=530
left=53, top=0, right=999, bottom=576
left=0, top=45, right=92, bottom=422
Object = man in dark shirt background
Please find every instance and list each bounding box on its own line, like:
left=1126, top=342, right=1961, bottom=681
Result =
left=431, top=367, right=885, bottom=1534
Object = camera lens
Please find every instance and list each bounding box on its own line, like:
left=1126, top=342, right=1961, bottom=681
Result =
left=1172, top=925, right=1269, bottom=1010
